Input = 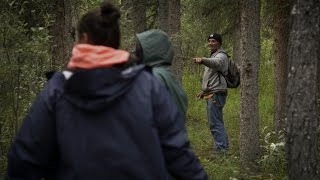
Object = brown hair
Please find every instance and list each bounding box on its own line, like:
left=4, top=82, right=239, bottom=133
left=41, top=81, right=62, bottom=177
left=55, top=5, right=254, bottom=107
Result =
left=77, top=1, right=121, bottom=48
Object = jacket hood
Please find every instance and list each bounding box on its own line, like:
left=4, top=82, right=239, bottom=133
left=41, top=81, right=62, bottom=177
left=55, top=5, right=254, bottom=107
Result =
left=63, top=65, right=145, bottom=112
left=68, top=44, right=130, bottom=69
left=136, top=29, right=173, bottom=67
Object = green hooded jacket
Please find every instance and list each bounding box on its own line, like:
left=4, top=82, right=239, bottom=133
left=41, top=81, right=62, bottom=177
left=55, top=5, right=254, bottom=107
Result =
left=136, top=29, right=188, bottom=116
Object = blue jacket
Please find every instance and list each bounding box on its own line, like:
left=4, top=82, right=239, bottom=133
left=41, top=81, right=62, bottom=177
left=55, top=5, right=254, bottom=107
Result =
left=6, top=65, right=208, bottom=180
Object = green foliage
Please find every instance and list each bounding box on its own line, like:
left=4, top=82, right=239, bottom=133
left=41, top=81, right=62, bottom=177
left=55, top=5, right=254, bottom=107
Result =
left=181, top=0, right=238, bottom=56
left=259, top=128, right=287, bottom=178
left=182, top=36, right=286, bottom=179
left=259, top=38, right=274, bottom=130
left=184, top=86, right=240, bottom=179
left=183, top=61, right=286, bottom=179
left=261, top=0, right=275, bottom=39
left=119, top=3, right=136, bottom=51
left=0, top=1, right=52, bottom=177
left=80, top=0, right=101, bottom=10
left=0, top=0, right=288, bottom=179
left=146, top=0, right=159, bottom=29
left=183, top=70, right=207, bottom=121
left=118, top=0, right=158, bottom=51
left=183, top=70, right=241, bottom=179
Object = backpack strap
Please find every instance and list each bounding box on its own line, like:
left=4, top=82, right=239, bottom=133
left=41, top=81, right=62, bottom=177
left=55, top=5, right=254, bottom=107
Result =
left=217, top=51, right=231, bottom=58
left=212, top=51, right=229, bottom=84
left=214, top=51, right=229, bottom=77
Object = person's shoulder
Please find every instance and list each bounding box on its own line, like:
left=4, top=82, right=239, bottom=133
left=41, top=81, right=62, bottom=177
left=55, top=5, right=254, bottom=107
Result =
left=216, top=52, right=228, bottom=59
left=216, top=49, right=229, bottom=58
left=137, top=67, right=169, bottom=90
left=137, top=68, right=155, bottom=79
left=135, top=68, right=161, bottom=86
left=46, top=72, right=65, bottom=88
left=41, top=71, right=65, bottom=100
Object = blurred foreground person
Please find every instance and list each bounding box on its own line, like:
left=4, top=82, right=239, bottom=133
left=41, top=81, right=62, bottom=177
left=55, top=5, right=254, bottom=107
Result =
left=6, top=1, right=208, bottom=180
left=135, top=29, right=188, bottom=117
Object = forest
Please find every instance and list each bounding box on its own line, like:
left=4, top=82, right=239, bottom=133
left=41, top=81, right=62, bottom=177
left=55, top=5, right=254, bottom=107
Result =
left=0, top=0, right=319, bottom=179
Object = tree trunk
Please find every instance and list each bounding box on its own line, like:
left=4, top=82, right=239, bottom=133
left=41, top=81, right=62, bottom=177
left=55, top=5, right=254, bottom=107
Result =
left=132, top=0, right=147, bottom=33
left=159, top=0, right=169, bottom=33
left=48, top=0, right=80, bottom=70
left=232, top=2, right=241, bottom=65
left=169, top=0, right=182, bottom=82
left=239, top=0, right=261, bottom=175
left=273, top=0, right=291, bottom=133
left=159, top=0, right=182, bottom=82
left=120, top=0, right=133, bottom=50
left=286, top=0, right=320, bottom=179
left=120, top=0, right=146, bottom=50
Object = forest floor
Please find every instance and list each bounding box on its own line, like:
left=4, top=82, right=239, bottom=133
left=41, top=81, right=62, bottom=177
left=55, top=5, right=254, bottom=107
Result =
left=183, top=67, right=287, bottom=179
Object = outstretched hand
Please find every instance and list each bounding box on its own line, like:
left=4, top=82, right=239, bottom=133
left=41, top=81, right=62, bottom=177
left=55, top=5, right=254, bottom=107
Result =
left=193, top=57, right=203, bottom=64
left=196, top=91, right=204, bottom=99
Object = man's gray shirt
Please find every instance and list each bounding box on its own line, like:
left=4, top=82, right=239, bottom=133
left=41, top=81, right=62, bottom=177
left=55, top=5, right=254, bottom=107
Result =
left=201, top=47, right=228, bottom=93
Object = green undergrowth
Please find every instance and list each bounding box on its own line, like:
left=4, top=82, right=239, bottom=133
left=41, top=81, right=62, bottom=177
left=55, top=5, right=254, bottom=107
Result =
left=182, top=61, right=287, bottom=179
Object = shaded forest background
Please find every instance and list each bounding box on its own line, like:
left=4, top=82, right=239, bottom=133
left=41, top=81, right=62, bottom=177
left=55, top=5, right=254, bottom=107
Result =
left=0, top=0, right=319, bottom=179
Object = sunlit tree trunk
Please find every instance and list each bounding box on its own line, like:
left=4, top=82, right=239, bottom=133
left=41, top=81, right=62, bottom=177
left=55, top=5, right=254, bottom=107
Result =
left=273, top=0, right=291, bottom=133
left=239, top=0, right=261, bottom=175
left=286, top=0, right=320, bottom=178
left=49, top=0, right=80, bottom=70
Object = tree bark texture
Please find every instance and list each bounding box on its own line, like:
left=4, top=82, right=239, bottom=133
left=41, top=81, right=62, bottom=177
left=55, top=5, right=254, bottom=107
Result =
left=120, top=0, right=146, bottom=50
left=239, top=0, right=261, bottom=175
left=159, top=0, right=182, bottom=81
left=273, top=0, right=291, bottom=132
left=232, top=1, right=241, bottom=66
left=132, top=0, right=147, bottom=33
left=49, top=0, right=80, bottom=70
left=286, top=0, right=320, bottom=179
left=159, top=0, right=169, bottom=33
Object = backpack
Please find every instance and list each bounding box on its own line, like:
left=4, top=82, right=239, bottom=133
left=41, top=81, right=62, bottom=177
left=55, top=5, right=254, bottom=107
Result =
left=220, top=52, right=240, bottom=88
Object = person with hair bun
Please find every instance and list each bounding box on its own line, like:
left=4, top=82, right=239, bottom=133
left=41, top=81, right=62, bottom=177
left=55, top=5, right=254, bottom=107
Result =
left=6, top=1, right=208, bottom=179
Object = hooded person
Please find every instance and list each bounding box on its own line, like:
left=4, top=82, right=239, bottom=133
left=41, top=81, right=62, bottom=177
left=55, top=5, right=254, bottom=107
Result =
left=135, top=29, right=188, bottom=117
left=6, top=2, right=208, bottom=180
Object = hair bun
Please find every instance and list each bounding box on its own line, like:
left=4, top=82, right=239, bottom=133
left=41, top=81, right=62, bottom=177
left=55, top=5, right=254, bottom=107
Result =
left=100, top=1, right=120, bottom=22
